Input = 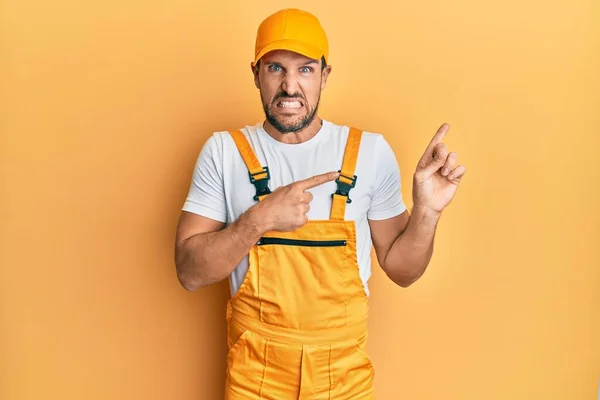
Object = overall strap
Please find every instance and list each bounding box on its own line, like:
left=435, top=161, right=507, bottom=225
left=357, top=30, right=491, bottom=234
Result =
left=229, top=129, right=271, bottom=201
left=330, top=127, right=363, bottom=221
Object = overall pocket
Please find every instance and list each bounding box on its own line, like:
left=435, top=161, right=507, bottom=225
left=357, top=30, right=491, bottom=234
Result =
left=329, top=339, right=375, bottom=398
left=257, top=237, right=347, bottom=247
left=255, top=235, right=350, bottom=330
left=226, top=329, right=268, bottom=394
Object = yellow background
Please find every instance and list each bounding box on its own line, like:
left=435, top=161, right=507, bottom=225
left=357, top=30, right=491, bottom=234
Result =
left=2, top=0, right=599, bottom=399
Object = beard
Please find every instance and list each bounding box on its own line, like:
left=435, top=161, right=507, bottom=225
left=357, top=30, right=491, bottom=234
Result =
left=261, top=90, right=320, bottom=134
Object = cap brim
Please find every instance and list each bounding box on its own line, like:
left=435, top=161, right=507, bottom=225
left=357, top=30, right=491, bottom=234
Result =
left=253, top=39, right=324, bottom=66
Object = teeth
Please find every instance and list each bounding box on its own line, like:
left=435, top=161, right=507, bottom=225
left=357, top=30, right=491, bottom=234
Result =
left=279, top=101, right=302, bottom=108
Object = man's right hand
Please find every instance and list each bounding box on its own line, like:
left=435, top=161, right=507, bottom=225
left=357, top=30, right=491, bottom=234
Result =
left=251, top=171, right=340, bottom=232
left=175, top=170, right=340, bottom=290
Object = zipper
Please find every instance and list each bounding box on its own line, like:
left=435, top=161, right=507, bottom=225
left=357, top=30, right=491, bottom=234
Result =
left=256, top=237, right=347, bottom=247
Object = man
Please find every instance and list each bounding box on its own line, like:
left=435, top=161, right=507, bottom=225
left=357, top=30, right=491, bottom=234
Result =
left=174, top=8, right=465, bottom=400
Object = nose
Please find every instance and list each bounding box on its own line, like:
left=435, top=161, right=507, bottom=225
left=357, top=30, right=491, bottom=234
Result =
left=281, top=72, right=300, bottom=96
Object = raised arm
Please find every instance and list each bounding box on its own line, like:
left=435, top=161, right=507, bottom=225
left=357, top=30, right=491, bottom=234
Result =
left=370, top=207, right=439, bottom=287
left=369, top=123, right=466, bottom=287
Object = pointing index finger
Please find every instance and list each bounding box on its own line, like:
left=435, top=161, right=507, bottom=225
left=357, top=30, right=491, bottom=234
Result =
left=296, top=171, right=340, bottom=190
left=425, top=123, right=450, bottom=154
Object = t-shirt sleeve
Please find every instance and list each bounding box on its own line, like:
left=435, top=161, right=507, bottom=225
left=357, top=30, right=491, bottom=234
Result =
left=181, top=134, right=227, bottom=223
left=367, top=135, right=407, bottom=220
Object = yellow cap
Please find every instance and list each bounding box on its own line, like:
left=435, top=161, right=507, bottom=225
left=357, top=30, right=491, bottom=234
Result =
left=253, top=9, right=329, bottom=66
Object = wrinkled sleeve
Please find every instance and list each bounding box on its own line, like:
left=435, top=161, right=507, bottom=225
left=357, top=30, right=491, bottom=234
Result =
left=367, top=135, right=407, bottom=220
left=182, top=135, right=227, bottom=223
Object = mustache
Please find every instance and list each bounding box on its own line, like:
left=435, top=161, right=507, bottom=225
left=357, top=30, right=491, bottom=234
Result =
left=273, top=92, right=305, bottom=103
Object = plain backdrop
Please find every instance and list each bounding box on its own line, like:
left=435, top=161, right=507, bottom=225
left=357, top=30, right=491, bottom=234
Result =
left=1, top=0, right=599, bottom=399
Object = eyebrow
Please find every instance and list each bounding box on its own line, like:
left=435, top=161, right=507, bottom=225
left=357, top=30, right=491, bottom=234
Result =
left=265, top=60, right=318, bottom=67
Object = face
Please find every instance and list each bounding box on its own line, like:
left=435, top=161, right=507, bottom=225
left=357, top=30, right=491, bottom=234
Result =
left=252, top=50, right=332, bottom=134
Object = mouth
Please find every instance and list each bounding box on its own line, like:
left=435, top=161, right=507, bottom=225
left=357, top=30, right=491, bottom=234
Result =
left=275, top=99, right=304, bottom=109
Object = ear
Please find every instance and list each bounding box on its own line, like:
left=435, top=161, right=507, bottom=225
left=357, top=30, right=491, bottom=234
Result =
left=320, top=64, right=332, bottom=90
left=250, top=62, right=260, bottom=89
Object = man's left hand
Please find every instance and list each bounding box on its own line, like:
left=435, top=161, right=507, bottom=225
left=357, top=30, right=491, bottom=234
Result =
left=412, top=123, right=466, bottom=214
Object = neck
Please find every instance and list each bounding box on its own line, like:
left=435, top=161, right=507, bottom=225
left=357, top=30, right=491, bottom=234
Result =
left=263, top=117, right=324, bottom=144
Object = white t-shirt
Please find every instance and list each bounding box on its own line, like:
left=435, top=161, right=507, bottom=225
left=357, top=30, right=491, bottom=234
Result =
left=182, top=119, right=407, bottom=297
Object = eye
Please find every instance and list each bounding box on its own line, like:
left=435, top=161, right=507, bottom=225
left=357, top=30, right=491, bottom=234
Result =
left=300, top=66, right=313, bottom=73
left=268, top=64, right=283, bottom=72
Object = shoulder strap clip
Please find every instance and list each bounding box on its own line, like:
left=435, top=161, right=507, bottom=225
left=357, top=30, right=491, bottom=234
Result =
left=249, top=166, right=271, bottom=201
left=332, top=171, right=357, bottom=204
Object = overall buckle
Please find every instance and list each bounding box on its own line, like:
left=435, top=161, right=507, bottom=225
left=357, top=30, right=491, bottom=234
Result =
left=332, top=170, right=357, bottom=204
left=249, top=167, right=271, bottom=201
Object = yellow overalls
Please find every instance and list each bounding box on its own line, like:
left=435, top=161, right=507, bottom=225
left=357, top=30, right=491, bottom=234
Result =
left=224, top=128, right=375, bottom=399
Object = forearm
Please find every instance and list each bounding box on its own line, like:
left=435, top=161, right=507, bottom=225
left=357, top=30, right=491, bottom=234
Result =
left=176, top=208, right=267, bottom=291
left=382, top=205, right=441, bottom=287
